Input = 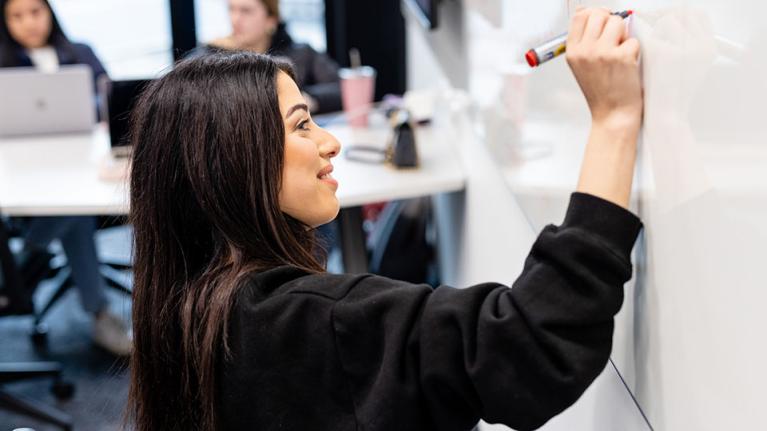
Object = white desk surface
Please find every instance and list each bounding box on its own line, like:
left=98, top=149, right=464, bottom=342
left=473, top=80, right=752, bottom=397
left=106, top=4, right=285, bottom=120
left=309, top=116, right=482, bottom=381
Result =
left=0, top=125, right=127, bottom=216
left=0, top=118, right=466, bottom=217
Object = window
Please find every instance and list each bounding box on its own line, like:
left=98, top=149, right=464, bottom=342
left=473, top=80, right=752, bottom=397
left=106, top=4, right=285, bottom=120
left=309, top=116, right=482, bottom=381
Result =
left=49, top=0, right=173, bottom=79
left=195, top=0, right=326, bottom=52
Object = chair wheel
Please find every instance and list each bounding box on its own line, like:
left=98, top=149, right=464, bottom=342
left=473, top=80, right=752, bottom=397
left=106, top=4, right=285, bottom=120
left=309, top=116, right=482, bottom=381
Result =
left=51, top=380, right=75, bottom=399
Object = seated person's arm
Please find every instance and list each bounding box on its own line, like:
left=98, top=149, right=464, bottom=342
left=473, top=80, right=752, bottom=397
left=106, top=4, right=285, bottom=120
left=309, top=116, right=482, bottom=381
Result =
left=304, top=49, right=343, bottom=114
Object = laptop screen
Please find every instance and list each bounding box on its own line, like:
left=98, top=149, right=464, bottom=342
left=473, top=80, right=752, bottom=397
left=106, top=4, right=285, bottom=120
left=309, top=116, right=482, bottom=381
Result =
left=0, top=65, right=95, bottom=137
left=105, top=79, right=152, bottom=149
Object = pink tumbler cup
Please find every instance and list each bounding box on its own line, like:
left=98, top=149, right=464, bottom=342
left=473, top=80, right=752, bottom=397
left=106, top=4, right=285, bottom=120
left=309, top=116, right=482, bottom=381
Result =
left=339, top=66, right=376, bottom=128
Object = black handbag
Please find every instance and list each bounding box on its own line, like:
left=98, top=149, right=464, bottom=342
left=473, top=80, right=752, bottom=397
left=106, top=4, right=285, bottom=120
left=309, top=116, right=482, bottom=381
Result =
left=386, top=109, right=419, bottom=168
left=344, top=109, right=420, bottom=169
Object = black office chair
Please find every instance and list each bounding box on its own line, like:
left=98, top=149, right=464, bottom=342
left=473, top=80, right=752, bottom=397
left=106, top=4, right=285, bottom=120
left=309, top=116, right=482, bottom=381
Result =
left=5, top=216, right=132, bottom=345
left=0, top=219, right=75, bottom=431
left=30, top=261, right=131, bottom=345
left=366, top=197, right=438, bottom=286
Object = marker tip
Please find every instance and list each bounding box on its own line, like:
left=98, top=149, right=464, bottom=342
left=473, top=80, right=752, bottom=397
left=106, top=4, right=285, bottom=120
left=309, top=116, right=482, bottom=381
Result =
left=525, top=50, right=539, bottom=67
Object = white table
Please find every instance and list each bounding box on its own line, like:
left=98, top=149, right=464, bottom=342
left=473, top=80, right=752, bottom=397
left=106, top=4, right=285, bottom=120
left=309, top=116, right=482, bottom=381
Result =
left=0, top=117, right=467, bottom=272
left=0, top=125, right=127, bottom=216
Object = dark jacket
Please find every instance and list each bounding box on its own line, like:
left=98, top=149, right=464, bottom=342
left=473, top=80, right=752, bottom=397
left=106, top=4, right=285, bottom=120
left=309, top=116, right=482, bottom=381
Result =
left=200, top=23, right=343, bottom=114
left=218, top=193, right=643, bottom=431
left=0, top=42, right=108, bottom=87
left=0, top=42, right=108, bottom=120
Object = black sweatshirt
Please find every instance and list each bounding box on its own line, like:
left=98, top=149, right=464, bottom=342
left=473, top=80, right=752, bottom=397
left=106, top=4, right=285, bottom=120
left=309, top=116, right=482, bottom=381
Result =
left=218, top=193, right=643, bottom=431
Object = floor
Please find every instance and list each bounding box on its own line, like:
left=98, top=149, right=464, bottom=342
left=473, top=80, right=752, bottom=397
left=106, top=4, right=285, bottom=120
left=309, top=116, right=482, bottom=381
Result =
left=0, top=281, right=132, bottom=430
left=1, top=227, right=132, bottom=431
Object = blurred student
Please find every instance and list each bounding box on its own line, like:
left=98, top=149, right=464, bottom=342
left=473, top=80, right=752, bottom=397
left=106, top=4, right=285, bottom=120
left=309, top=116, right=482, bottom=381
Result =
left=202, top=0, right=342, bottom=114
left=127, top=8, right=645, bottom=430
left=0, top=0, right=131, bottom=356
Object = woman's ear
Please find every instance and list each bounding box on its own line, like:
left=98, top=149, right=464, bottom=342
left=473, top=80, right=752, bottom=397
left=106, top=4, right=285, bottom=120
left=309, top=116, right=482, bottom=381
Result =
left=267, top=16, right=278, bottom=35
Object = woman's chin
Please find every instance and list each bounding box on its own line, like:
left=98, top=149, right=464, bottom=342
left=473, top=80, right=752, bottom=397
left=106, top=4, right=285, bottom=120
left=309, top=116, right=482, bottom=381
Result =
left=320, top=203, right=341, bottom=227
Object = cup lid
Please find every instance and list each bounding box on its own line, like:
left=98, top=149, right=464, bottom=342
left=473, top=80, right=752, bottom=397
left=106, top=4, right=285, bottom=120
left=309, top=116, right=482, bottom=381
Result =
left=339, top=66, right=376, bottom=79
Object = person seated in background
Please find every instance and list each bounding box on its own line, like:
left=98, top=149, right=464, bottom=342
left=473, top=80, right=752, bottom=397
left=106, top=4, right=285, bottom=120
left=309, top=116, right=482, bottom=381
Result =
left=0, top=0, right=131, bottom=356
left=201, top=0, right=342, bottom=114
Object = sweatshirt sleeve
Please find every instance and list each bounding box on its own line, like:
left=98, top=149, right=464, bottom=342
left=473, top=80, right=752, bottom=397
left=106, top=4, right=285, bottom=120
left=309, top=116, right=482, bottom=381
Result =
left=331, top=193, right=642, bottom=431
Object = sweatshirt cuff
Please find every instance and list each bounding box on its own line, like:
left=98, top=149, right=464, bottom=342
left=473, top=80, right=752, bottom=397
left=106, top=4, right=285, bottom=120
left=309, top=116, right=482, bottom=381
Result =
left=561, top=193, right=643, bottom=257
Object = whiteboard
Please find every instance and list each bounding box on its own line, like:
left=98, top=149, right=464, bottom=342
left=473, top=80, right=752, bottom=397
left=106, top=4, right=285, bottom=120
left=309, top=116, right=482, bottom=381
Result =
left=463, top=0, right=767, bottom=429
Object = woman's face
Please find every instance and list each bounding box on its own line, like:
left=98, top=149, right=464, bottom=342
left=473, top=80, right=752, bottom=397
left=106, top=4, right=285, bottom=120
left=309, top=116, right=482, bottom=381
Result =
left=277, top=71, right=342, bottom=227
left=228, top=0, right=276, bottom=48
left=4, top=0, right=52, bottom=49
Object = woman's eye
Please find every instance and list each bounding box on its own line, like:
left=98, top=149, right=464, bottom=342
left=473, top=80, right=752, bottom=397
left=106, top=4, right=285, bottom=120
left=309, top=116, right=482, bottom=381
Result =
left=297, top=120, right=310, bottom=131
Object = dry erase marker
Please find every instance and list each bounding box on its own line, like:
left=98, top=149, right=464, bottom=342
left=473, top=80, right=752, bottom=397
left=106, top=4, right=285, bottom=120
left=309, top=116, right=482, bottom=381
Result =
left=526, top=10, right=633, bottom=68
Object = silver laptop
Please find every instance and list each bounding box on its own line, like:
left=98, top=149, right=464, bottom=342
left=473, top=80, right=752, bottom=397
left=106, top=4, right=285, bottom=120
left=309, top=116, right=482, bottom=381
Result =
left=0, top=65, right=95, bottom=137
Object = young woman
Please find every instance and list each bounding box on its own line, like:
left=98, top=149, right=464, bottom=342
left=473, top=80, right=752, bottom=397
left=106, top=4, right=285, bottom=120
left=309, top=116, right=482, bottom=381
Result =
left=0, top=0, right=104, bottom=79
left=0, top=0, right=131, bottom=356
left=128, top=8, right=643, bottom=431
left=202, top=0, right=342, bottom=114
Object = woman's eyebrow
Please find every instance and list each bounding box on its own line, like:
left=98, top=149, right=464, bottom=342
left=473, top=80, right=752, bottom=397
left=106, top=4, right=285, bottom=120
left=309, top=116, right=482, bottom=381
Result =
left=285, top=103, right=309, bottom=118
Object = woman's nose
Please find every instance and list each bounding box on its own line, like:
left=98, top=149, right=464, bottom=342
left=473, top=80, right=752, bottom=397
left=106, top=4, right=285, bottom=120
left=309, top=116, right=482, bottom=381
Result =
left=319, top=128, right=341, bottom=159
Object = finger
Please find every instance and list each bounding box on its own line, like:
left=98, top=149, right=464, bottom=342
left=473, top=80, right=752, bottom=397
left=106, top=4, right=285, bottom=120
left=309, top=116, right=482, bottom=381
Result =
left=583, top=9, right=611, bottom=41
left=600, top=15, right=628, bottom=46
left=568, top=8, right=590, bottom=44
left=620, top=37, right=641, bottom=61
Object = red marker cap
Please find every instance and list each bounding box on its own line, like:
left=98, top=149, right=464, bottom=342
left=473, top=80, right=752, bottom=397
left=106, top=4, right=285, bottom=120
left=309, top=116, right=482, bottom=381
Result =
left=525, top=50, right=539, bottom=68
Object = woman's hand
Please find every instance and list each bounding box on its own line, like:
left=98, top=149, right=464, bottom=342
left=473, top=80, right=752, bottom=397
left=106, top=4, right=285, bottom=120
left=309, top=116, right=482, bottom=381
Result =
left=566, top=7, right=643, bottom=132
left=568, top=7, right=644, bottom=209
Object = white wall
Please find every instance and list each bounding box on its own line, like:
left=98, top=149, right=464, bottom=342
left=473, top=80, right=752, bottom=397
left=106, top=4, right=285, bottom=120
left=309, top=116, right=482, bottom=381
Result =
left=413, top=0, right=767, bottom=429
left=630, top=4, right=767, bottom=428
left=406, top=6, right=651, bottom=430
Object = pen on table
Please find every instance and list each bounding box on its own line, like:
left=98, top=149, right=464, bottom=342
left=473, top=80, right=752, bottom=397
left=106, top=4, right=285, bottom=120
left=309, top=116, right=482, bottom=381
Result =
left=526, top=10, right=634, bottom=68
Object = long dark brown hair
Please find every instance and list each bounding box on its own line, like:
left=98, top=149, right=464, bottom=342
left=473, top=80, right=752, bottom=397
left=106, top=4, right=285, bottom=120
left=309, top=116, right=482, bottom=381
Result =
left=0, top=0, right=75, bottom=67
left=127, top=52, right=325, bottom=431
